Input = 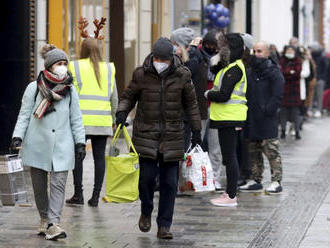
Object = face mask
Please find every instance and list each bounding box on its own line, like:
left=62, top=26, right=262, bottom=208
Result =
left=203, top=46, right=217, bottom=56
left=53, top=65, right=68, bottom=79
left=153, top=61, right=169, bottom=74
left=285, top=53, right=295, bottom=59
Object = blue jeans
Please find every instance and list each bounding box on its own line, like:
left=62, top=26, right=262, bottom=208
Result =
left=139, top=154, right=179, bottom=228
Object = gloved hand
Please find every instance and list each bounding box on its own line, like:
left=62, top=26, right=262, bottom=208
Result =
left=191, top=130, right=202, bottom=148
left=204, top=90, right=210, bottom=99
left=115, top=111, right=129, bottom=128
left=9, top=137, right=22, bottom=154
left=75, top=143, right=86, bottom=161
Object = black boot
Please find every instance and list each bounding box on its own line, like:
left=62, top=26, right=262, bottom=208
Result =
left=295, top=131, right=301, bottom=140
left=280, top=130, right=286, bottom=139
left=88, top=190, right=100, bottom=207
left=66, top=190, right=84, bottom=205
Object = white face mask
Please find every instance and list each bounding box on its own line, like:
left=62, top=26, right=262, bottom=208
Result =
left=153, top=61, right=169, bottom=74
left=285, top=53, right=295, bottom=59
left=53, top=65, right=68, bottom=79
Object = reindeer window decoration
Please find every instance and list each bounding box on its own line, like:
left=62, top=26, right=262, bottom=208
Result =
left=78, top=16, right=106, bottom=40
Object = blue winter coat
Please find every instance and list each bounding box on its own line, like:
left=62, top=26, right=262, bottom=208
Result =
left=13, top=81, right=85, bottom=172
left=246, top=58, right=284, bottom=141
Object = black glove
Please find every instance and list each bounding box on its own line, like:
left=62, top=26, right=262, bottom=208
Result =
left=115, top=111, right=129, bottom=128
left=191, top=130, right=202, bottom=148
left=9, top=137, right=22, bottom=154
left=75, top=143, right=86, bottom=161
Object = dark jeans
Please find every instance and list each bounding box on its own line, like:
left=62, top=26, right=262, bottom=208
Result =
left=73, top=135, right=107, bottom=193
left=218, top=127, right=240, bottom=198
left=280, top=106, right=300, bottom=133
left=139, top=154, right=179, bottom=228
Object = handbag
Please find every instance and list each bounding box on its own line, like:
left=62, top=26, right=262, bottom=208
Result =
left=179, top=145, right=215, bottom=193
left=103, top=125, right=139, bottom=203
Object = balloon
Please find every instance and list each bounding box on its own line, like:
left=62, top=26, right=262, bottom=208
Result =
left=215, top=4, right=224, bottom=17
left=224, top=17, right=230, bottom=26
left=216, top=16, right=226, bottom=28
left=209, top=11, right=218, bottom=22
left=223, top=8, right=230, bottom=17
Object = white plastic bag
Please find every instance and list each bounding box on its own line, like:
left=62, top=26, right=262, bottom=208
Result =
left=179, top=145, right=215, bottom=192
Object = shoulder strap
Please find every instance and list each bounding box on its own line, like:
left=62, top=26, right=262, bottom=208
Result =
left=34, top=87, right=39, bottom=102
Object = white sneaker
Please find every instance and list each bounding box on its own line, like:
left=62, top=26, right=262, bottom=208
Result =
left=265, top=181, right=283, bottom=195
left=37, top=218, right=48, bottom=236
left=314, top=110, right=322, bottom=118
left=239, top=180, right=263, bottom=192
left=45, top=223, right=67, bottom=240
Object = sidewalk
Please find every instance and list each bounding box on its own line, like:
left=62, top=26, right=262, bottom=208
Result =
left=1, top=117, right=330, bottom=248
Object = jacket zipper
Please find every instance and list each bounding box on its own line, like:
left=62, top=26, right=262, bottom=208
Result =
left=159, top=78, right=165, bottom=152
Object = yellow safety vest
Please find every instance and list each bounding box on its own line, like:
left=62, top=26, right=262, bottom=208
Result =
left=210, top=59, right=247, bottom=122
left=69, top=58, right=115, bottom=135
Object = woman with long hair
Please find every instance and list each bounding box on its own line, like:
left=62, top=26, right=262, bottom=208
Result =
left=66, top=36, right=118, bottom=207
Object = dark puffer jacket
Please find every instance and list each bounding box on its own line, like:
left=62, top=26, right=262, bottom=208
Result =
left=185, top=45, right=208, bottom=120
left=246, top=57, right=284, bottom=141
left=117, top=54, right=201, bottom=162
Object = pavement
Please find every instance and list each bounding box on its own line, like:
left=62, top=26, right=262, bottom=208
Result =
left=1, top=117, right=330, bottom=248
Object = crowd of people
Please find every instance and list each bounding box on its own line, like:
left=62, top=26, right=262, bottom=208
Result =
left=8, top=20, right=330, bottom=241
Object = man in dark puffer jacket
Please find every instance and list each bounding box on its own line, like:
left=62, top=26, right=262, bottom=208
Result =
left=116, top=37, right=201, bottom=239
left=239, top=41, right=285, bottom=195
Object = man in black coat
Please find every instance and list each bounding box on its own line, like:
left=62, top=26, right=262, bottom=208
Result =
left=240, top=41, right=285, bottom=194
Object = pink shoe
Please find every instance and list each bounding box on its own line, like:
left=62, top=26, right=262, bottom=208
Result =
left=210, top=193, right=237, bottom=207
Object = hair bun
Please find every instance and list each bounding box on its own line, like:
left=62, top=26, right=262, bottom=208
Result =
left=40, top=44, right=56, bottom=59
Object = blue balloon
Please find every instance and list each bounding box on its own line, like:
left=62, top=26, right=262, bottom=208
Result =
left=224, top=17, right=230, bottom=26
left=209, top=11, right=218, bottom=22
left=223, top=7, right=230, bottom=17
left=215, top=4, right=224, bottom=17
left=216, top=16, right=226, bottom=28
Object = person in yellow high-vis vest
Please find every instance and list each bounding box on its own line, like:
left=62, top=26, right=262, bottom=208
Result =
left=66, top=37, right=118, bottom=207
left=204, top=33, right=247, bottom=207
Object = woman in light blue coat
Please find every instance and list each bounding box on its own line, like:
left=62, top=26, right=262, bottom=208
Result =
left=10, top=44, right=86, bottom=241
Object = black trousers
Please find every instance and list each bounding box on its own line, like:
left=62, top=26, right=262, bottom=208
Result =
left=139, top=154, right=179, bottom=228
left=218, top=127, right=240, bottom=199
left=236, top=129, right=251, bottom=180
left=73, top=135, right=107, bottom=194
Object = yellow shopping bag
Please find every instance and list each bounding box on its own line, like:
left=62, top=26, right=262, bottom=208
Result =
left=103, top=125, right=139, bottom=203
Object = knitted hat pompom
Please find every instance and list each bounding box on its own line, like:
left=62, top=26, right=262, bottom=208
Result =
left=40, top=44, right=56, bottom=59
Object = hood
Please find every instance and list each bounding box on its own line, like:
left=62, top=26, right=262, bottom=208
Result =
left=210, top=32, right=244, bottom=73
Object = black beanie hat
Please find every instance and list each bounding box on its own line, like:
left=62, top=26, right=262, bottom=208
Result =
left=203, top=30, right=217, bottom=46
left=225, top=33, right=244, bottom=61
left=152, top=37, right=174, bottom=60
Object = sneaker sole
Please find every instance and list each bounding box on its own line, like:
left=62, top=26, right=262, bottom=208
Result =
left=45, top=232, right=67, bottom=241
left=265, top=190, right=282, bottom=195
left=210, top=201, right=237, bottom=207
left=239, top=189, right=263, bottom=193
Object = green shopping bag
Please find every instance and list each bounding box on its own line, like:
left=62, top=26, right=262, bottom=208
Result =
left=103, top=125, right=139, bottom=203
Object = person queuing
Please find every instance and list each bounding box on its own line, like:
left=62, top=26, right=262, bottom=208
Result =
left=10, top=44, right=86, bottom=240
left=66, top=34, right=118, bottom=207
left=205, top=33, right=247, bottom=207
left=279, top=45, right=302, bottom=140
left=239, top=41, right=285, bottom=194
left=199, top=30, right=224, bottom=190
left=170, top=27, right=208, bottom=150
left=116, top=37, right=201, bottom=239
left=309, top=42, right=327, bottom=117
left=237, top=32, right=254, bottom=187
